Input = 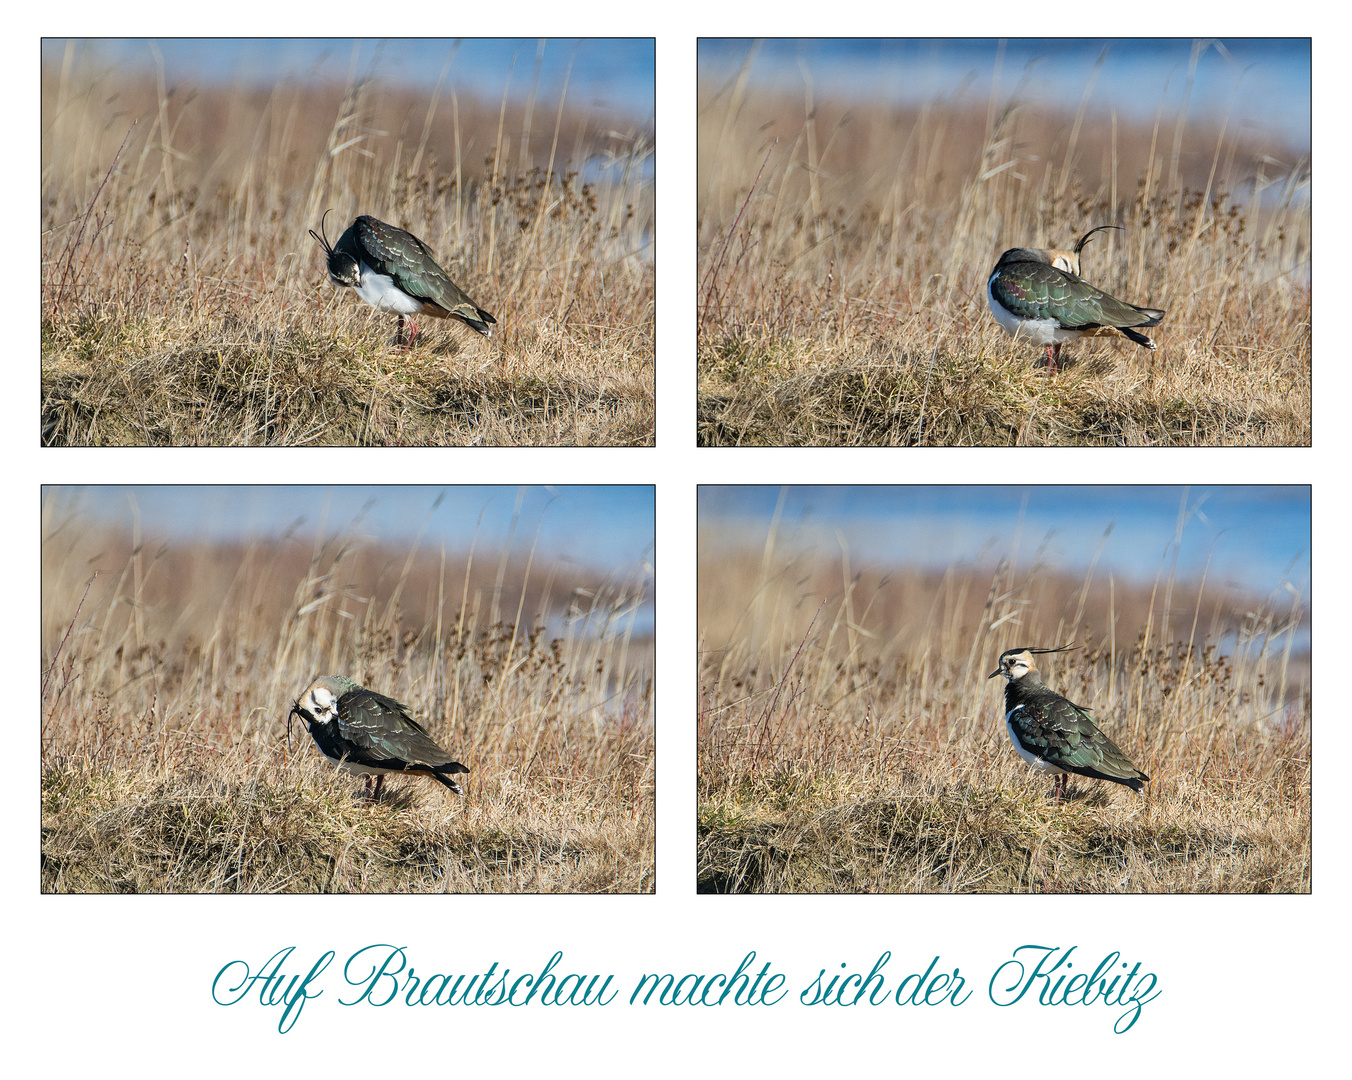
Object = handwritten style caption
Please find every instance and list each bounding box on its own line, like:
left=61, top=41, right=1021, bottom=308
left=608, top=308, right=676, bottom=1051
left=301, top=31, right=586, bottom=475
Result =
left=212, top=944, right=1160, bottom=1035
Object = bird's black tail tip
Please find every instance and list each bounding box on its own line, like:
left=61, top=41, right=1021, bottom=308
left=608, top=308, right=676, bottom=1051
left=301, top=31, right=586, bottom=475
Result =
left=453, top=306, right=497, bottom=337
left=1121, top=327, right=1158, bottom=349
left=433, top=761, right=470, bottom=794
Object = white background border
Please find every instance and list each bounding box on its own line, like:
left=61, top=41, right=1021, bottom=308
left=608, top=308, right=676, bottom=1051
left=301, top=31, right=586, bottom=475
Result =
left=20, top=16, right=1334, bottom=1074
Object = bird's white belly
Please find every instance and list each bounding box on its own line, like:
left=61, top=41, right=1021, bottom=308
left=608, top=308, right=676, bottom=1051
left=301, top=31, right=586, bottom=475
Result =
left=355, top=263, right=428, bottom=315
left=987, top=275, right=1082, bottom=345
left=1006, top=706, right=1060, bottom=774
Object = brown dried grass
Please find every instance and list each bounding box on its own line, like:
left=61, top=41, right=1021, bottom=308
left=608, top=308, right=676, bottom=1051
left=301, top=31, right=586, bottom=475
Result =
left=41, top=499, right=654, bottom=893
left=697, top=49, right=1309, bottom=446
left=697, top=520, right=1310, bottom=893
left=41, top=46, right=654, bottom=445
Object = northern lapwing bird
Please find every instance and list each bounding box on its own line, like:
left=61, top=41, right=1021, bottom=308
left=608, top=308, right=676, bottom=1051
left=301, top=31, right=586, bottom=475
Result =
left=309, top=212, right=496, bottom=347
left=289, top=675, right=470, bottom=799
left=987, top=645, right=1149, bottom=803
left=987, top=229, right=1164, bottom=374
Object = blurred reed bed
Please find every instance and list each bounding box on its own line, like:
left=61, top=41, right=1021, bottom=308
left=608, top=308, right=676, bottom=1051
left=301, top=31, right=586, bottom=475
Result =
left=41, top=495, right=654, bottom=892
left=697, top=42, right=1310, bottom=446
left=697, top=513, right=1309, bottom=892
left=42, top=41, right=655, bottom=445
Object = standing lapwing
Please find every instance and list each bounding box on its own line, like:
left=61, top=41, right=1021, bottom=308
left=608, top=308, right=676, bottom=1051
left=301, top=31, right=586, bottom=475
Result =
left=309, top=212, right=496, bottom=347
left=987, top=645, right=1149, bottom=803
left=289, top=675, right=470, bottom=799
left=987, top=229, right=1164, bottom=374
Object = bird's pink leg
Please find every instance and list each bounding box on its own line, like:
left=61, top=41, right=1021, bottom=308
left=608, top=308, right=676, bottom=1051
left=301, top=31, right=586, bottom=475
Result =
left=393, top=316, right=419, bottom=352
left=1045, top=343, right=1060, bottom=375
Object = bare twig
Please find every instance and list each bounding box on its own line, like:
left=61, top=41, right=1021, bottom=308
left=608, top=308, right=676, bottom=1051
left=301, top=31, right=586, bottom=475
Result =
left=50, top=122, right=137, bottom=309
left=699, top=141, right=775, bottom=336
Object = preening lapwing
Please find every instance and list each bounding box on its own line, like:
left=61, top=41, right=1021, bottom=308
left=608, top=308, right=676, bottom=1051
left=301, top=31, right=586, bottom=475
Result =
left=289, top=675, right=469, bottom=799
left=309, top=212, right=496, bottom=347
left=987, top=645, right=1149, bottom=803
left=987, top=228, right=1164, bottom=374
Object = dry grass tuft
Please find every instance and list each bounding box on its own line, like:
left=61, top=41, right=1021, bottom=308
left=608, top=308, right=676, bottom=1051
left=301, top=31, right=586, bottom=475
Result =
left=43, top=746, right=651, bottom=894
left=697, top=530, right=1310, bottom=893
left=697, top=58, right=1310, bottom=446
left=42, top=317, right=653, bottom=446
left=42, top=49, right=654, bottom=445
left=699, top=340, right=1304, bottom=447
left=42, top=501, right=654, bottom=893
